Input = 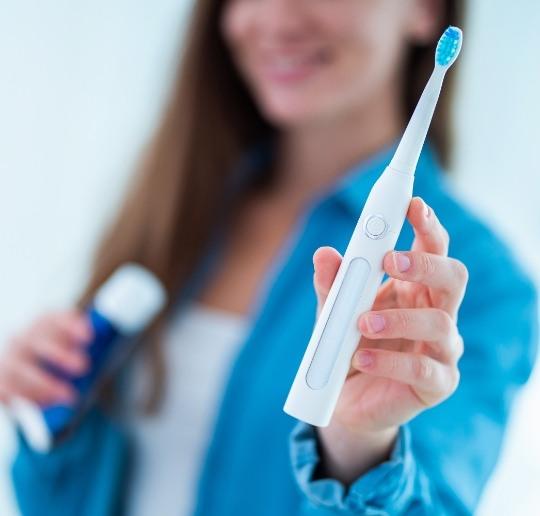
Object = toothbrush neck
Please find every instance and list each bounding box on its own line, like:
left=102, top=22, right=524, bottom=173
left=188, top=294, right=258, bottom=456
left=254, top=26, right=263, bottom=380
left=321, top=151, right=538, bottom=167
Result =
left=388, top=66, right=446, bottom=175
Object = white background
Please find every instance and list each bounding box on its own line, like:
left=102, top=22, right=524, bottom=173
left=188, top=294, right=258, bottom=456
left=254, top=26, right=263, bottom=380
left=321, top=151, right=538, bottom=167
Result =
left=0, top=1, right=539, bottom=514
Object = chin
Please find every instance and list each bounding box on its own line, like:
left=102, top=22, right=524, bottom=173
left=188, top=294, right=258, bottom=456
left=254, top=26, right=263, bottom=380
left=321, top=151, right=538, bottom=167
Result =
left=258, top=95, right=329, bottom=128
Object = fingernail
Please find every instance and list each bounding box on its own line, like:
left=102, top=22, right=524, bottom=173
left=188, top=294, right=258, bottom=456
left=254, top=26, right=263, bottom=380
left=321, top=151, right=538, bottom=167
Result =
left=393, top=252, right=411, bottom=272
left=74, top=356, right=89, bottom=373
left=58, top=390, right=77, bottom=404
left=80, top=328, right=94, bottom=345
left=355, top=351, right=373, bottom=368
left=423, top=200, right=431, bottom=219
left=76, top=323, right=93, bottom=344
left=365, top=314, right=385, bottom=333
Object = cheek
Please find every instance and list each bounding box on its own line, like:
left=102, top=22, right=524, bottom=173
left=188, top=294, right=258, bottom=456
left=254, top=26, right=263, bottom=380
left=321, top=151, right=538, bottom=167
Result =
left=293, top=18, right=376, bottom=110
left=328, top=9, right=407, bottom=99
left=221, top=0, right=254, bottom=61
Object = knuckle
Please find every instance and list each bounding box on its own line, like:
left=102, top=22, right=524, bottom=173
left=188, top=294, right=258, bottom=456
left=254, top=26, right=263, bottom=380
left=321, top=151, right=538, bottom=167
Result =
left=446, top=367, right=461, bottom=395
left=450, top=334, right=465, bottom=361
left=456, top=334, right=465, bottom=358
left=419, top=253, right=436, bottom=277
left=45, top=346, right=76, bottom=368
left=452, top=367, right=461, bottom=391
left=441, top=227, right=450, bottom=247
left=45, top=348, right=65, bottom=368
left=395, top=310, right=412, bottom=331
left=65, top=353, right=87, bottom=372
left=453, top=259, right=469, bottom=286
left=434, top=309, right=454, bottom=336
left=412, top=356, right=432, bottom=382
left=387, top=353, right=401, bottom=375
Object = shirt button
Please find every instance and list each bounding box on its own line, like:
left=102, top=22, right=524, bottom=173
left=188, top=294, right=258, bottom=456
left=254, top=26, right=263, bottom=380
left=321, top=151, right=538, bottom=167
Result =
left=364, top=215, right=388, bottom=239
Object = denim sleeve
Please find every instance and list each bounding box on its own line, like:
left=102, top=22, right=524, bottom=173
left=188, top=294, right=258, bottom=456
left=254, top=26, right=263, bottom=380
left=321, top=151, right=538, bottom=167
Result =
left=290, top=421, right=431, bottom=515
left=11, top=407, right=128, bottom=516
left=288, top=244, right=538, bottom=515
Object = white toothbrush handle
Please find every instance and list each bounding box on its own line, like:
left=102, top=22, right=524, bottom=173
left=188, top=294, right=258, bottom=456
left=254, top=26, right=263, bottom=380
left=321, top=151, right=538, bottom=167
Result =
left=284, top=167, right=413, bottom=427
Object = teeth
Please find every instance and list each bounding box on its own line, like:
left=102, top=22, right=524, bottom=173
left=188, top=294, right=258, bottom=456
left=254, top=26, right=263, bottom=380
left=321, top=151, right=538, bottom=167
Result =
left=275, top=60, right=297, bottom=72
left=272, top=56, right=310, bottom=72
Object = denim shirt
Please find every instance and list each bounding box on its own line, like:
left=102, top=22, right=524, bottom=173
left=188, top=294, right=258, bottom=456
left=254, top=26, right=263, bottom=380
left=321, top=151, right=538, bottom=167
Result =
left=11, top=143, right=538, bottom=515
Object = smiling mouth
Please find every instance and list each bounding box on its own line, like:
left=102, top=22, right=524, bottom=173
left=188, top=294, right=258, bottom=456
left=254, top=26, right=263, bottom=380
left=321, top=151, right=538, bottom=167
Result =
left=258, top=50, right=330, bottom=84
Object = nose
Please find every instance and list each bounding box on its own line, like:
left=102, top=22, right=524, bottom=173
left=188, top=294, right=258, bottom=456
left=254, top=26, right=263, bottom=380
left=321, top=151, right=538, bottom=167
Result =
left=258, top=0, right=311, bottom=44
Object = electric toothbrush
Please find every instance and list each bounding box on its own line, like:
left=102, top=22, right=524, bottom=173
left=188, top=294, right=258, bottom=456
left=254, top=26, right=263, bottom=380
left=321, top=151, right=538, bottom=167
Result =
left=284, top=27, right=463, bottom=427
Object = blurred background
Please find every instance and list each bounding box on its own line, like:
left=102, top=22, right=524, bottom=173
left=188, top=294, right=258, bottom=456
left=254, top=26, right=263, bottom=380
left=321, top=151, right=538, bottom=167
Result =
left=0, top=1, right=539, bottom=514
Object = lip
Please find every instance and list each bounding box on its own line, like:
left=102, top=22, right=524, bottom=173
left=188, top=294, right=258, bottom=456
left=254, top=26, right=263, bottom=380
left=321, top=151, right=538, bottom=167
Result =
left=256, top=50, right=327, bottom=85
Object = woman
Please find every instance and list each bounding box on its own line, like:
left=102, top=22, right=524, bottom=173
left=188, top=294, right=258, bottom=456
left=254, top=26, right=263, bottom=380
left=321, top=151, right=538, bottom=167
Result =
left=2, top=0, right=537, bottom=514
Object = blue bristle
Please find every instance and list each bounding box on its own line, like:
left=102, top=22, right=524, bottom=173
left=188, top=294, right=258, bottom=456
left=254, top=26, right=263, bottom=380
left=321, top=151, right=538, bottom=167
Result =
left=436, top=26, right=462, bottom=67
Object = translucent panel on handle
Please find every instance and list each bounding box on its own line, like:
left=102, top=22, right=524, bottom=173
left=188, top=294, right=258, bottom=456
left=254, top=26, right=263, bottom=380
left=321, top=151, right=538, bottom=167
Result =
left=306, top=257, right=371, bottom=390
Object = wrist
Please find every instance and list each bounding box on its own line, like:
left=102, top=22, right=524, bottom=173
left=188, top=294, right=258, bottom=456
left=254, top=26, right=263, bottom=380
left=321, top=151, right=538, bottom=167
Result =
left=316, top=422, right=399, bottom=485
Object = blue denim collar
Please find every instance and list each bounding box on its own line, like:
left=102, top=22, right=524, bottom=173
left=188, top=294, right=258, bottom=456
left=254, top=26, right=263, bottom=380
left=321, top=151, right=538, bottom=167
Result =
left=175, top=139, right=442, bottom=312
left=326, top=138, right=441, bottom=218
left=231, top=138, right=441, bottom=219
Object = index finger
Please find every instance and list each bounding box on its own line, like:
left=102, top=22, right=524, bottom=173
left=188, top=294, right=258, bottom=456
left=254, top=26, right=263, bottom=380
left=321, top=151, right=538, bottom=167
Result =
left=31, top=311, right=93, bottom=344
left=408, top=197, right=449, bottom=256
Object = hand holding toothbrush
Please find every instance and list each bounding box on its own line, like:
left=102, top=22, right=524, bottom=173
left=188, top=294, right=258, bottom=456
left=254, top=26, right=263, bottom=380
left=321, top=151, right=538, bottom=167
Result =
left=283, top=27, right=465, bottom=478
left=312, top=197, right=468, bottom=485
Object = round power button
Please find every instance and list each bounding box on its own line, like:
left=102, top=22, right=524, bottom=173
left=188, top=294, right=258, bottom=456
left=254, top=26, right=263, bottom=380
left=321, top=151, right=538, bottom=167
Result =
left=364, top=215, right=388, bottom=239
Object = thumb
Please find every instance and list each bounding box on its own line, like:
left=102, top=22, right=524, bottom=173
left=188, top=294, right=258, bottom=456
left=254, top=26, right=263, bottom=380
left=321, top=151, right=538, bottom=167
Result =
left=313, top=246, right=342, bottom=316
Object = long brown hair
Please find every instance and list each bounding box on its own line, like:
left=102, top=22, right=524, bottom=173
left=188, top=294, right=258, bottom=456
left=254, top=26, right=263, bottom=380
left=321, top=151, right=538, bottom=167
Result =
left=79, top=0, right=464, bottom=410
